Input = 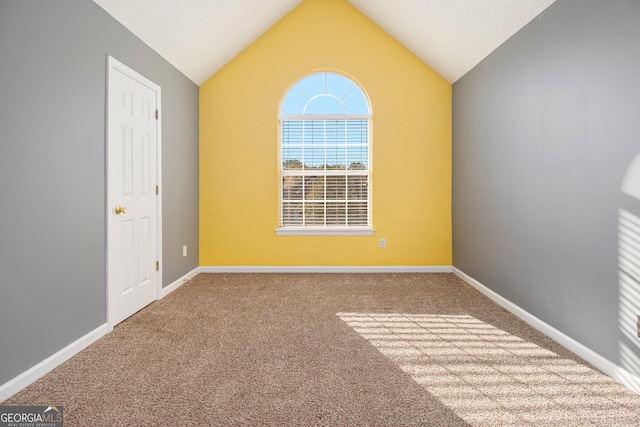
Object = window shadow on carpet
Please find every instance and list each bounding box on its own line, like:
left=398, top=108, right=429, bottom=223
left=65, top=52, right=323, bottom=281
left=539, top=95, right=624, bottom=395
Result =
left=338, top=312, right=640, bottom=426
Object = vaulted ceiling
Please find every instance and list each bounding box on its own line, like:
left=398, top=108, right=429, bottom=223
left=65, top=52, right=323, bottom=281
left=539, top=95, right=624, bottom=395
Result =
left=93, top=0, right=555, bottom=85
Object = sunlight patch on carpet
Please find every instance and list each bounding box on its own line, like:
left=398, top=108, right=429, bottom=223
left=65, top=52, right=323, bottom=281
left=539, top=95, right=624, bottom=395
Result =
left=337, top=313, right=640, bottom=426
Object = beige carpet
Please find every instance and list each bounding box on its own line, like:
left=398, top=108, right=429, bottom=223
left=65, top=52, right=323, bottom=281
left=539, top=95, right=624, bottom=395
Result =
left=3, top=273, right=640, bottom=426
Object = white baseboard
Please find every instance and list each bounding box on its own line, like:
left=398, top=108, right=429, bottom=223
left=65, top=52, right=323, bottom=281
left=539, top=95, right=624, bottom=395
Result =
left=199, top=266, right=453, bottom=273
left=0, top=323, right=108, bottom=403
left=453, top=267, right=640, bottom=395
left=159, top=266, right=202, bottom=299
left=0, top=267, right=202, bottom=403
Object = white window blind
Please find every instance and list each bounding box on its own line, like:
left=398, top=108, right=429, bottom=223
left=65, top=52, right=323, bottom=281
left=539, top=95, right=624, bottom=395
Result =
left=280, top=118, right=370, bottom=227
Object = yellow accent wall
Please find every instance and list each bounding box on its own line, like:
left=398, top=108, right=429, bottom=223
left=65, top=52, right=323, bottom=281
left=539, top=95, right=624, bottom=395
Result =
left=199, top=0, right=451, bottom=266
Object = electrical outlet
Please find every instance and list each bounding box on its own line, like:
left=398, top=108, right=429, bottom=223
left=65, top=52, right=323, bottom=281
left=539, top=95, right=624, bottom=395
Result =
left=380, top=238, right=386, bottom=248
left=182, top=245, right=188, bottom=257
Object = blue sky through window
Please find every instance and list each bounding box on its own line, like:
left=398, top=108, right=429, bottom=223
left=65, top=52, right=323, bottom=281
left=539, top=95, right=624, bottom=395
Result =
left=281, top=73, right=369, bottom=115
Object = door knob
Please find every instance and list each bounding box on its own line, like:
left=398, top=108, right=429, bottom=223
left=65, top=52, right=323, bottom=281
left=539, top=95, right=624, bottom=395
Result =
left=114, top=205, right=127, bottom=215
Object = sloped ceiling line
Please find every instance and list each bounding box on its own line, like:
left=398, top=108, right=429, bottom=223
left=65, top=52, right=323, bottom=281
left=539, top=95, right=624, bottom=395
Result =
left=93, top=0, right=556, bottom=85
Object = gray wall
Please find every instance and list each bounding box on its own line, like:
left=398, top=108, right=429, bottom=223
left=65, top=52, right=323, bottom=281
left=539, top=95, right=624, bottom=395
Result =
left=0, top=0, right=199, bottom=386
left=453, top=0, right=640, bottom=378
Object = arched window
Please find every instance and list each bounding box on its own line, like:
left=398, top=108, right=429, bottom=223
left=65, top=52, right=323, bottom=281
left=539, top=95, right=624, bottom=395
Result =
left=277, top=72, right=373, bottom=235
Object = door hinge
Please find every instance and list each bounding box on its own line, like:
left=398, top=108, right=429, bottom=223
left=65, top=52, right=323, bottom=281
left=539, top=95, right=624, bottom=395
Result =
left=156, top=261, right=160, bottom=271
left=156, top=185, right=159, bottom=195
left=155, top=109, right=158, bottom=120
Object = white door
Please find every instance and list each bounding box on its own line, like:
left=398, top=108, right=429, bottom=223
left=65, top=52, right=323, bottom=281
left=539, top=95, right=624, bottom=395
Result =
left=107, top=57, right=161, bottom=328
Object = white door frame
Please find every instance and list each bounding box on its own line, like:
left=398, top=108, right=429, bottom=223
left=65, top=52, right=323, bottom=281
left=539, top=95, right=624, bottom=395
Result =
left=106, top=56, right=162, bottom=331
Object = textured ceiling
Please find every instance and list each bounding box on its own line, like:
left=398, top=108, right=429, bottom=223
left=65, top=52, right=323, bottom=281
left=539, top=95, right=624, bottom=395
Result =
left=349, top=0, right=556, bottom=83
left=93, top=0, right=555, bottom=85
left=93, top=0, right=302, bottom=85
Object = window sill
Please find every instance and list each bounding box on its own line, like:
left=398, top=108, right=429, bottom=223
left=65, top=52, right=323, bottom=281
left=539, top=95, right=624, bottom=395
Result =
left=275, top=227, right=375, bottom=236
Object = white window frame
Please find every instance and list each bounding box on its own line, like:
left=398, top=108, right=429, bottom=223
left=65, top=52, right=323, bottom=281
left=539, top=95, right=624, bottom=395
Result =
left=276, top=79, right=374, bottom=236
